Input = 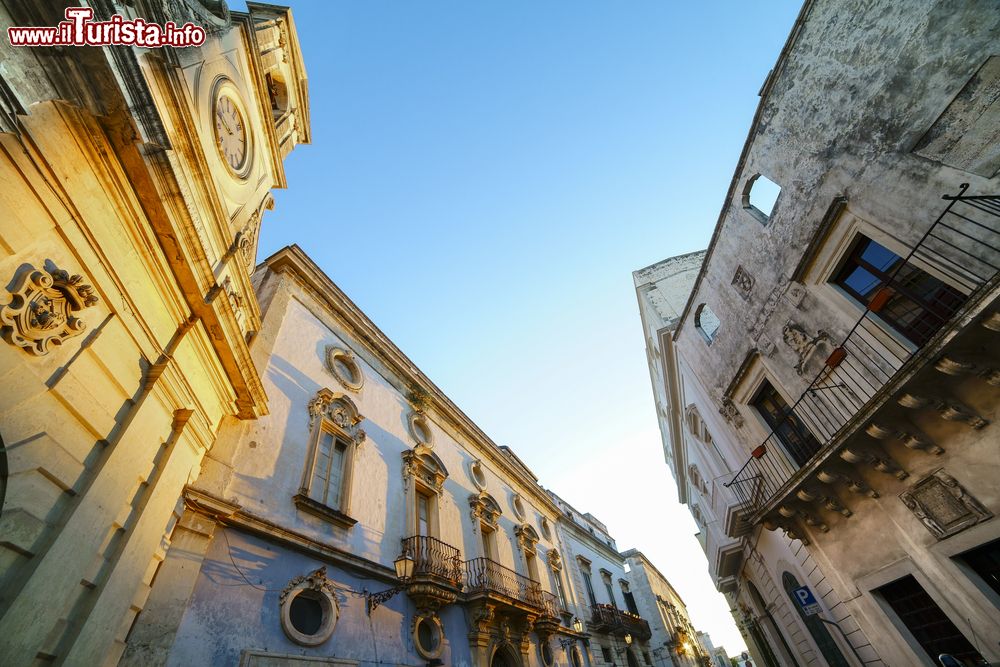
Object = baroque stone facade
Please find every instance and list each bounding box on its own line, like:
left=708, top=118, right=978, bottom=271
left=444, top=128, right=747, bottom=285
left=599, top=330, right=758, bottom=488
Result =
left=635, top=1, right=1000, bottom=666
left=0, top=1, right=309, bottom=664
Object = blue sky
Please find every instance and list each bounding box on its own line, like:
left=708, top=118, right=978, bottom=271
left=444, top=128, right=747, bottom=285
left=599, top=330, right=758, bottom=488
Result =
left=260, top=1, right=802, bottom=654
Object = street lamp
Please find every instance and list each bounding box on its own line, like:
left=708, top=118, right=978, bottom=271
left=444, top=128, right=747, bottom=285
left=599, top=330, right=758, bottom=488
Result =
left=558, top=617, right=585, bottom=649
left=364, top=548, right=415, bottom=614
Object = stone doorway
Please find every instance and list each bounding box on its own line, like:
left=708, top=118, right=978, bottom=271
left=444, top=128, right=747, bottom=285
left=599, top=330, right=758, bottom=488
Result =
left=490, top=645, right=522, bottom=667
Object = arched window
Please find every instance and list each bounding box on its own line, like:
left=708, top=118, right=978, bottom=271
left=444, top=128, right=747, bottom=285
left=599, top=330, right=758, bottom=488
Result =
left=742, top=173, right=782, bottom=223
left=781, top=572, right=851, bottom=667
left=694, top=304, right=720, bottom=343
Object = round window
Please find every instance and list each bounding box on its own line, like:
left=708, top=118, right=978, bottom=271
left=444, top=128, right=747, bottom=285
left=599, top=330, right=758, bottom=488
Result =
left=408, top=411, right=434, bottom=447
left=325, top=346, right=364, bottom=391
left=470, top=460, right=487, bottom=490
left=540, top=642, right=555, bottom=666
left=279, top=571, right=339, bottom=646
left=540, top=517, right=551, bottom=540
left=512, top=494, right=526, bottom=521
left=412, top=614, right=445, bottom=659
left=289, top=591, right=323, bottom=635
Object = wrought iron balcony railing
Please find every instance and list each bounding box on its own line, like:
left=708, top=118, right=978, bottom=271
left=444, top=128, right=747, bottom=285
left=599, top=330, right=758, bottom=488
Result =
left=725, top=185, right=1000, bottom=522
left=464, top=557, right=545, bottom=610
left=589, top=603, right=653, bottom=641
left=402, top=535, right=463, bottom=586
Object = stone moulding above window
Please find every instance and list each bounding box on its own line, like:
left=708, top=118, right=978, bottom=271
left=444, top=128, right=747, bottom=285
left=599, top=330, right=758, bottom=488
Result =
left=547, top=549, right=562, bottom=572
left=0, top=262, right=100, bottom=356
left=402, top=445, right=448, bottom=494
left=514, top=523, right=540, bottom=553
left=324, top=345, right=364, bottom=392
left=468, top=490, right=502, bottom=527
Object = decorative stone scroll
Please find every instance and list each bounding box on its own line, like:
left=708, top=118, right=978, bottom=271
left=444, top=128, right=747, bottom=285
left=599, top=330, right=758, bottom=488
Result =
left=900, top=469, right=992, bottom=539
left=469, top=491, right=502, bottom=527
left=719, top=398, right=744, bottom=429
left=307, top=388, right=366, bottom=442
left=0, top=263, right=99, bottom=355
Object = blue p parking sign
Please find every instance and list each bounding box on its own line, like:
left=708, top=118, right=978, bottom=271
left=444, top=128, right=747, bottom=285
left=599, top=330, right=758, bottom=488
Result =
left=792, top=585, right=822, bottom=616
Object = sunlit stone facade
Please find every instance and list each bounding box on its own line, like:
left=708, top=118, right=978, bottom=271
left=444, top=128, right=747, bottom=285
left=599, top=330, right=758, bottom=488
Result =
left=636, top=1, right=1000, bottom=666
left=0, top=1, right=308, bottom=664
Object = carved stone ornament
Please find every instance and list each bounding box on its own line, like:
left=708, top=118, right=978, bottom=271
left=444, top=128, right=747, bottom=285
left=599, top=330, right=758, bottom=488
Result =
left=402, top=445, right=448, bottom=493
left=514, top=523, right=540, bottom=553
left=719, top=398, right=744, bottom=428
left=324, top=346, right=364, bottom=392
left=1, top=263, right=99, bottom=356
left=279, top=566, right=340, bottom=646
left=781, top=320, right=834, bottom=376
left=308, top=388, right=366, bottom=442
left=235, top=210, right=261, bottom=271
left=469, top=491, right=502, bottom=527
left=732, top=265, right=754, bottom=300
left=408, top=410, right=434, bottom=447
left=547, top=549, right=562, bottom=572
left=900, top=469, right=992, bottom=540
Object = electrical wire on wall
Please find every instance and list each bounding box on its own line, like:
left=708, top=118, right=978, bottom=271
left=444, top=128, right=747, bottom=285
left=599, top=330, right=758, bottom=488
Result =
left=218, top=524, right=436, bottom=667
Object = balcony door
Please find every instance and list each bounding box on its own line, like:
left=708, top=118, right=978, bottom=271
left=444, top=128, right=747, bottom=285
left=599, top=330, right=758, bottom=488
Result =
left=752, top=380, right=821, bottom=467
left=833, top=235, right=966, bottom=346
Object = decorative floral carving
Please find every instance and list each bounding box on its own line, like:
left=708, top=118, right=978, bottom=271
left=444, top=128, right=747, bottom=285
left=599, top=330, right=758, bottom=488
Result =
left=0, top=263, right=99, bottom=356
left=732, top=265, right=754, bottom=300
left=308, top=388, right=366, bottom=441
left=719, top=398, right=744, bottom=428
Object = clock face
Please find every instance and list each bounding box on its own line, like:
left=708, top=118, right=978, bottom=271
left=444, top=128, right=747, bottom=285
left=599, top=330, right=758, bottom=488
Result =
left=214, top=93, right=248, bottom=174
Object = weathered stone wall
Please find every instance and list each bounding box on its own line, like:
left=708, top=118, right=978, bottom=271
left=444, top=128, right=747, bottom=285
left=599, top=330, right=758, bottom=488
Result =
left=661, top=1, right=1000, bottom=665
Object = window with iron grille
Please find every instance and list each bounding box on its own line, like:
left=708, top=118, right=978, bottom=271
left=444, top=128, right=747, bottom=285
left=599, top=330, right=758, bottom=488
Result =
left=876, top=575, right=984, bottom=665
left=833, top=235, right=966, bottom=346
left=751, top=380, right=821, bottom=467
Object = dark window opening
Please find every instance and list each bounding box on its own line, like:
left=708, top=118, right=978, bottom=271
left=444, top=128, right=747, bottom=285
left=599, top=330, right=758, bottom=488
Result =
left=833, top=235, right=966, bottom=346
left=602, top=646, right=613, bottom=662
left=959, top=538, right=1000, bottom=600
left=877, top=575, right=984, bottom=665
left=751, top=380, right=821, bottom=467
left=624, top=590, right=639, bottom=615
left=289, top=592, right=324, bottom=636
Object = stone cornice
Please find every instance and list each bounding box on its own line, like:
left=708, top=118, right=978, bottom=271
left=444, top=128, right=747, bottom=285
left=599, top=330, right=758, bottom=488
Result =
left=184, top=486, right=397, bottom=584
left=258, top=245, right=561, bottom=516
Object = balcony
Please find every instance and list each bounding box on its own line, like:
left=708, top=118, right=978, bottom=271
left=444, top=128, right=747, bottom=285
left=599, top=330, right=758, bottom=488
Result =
left=464, top=557, right=547, bottom=615
left=589, top=603, right=652, bottom=641
left=725, top=185, right=1000, bottom=538
left=402, top=535, right=463, bottom=611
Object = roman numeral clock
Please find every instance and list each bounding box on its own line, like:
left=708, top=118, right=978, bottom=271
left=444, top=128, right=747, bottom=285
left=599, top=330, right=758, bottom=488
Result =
left=212, top=79, right=252, bottom=179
